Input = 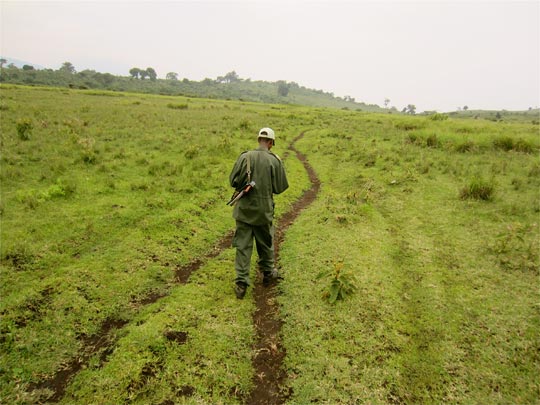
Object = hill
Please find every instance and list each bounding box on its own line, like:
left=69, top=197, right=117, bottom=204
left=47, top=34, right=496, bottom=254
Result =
left=0, top=62, right=386, bottom=112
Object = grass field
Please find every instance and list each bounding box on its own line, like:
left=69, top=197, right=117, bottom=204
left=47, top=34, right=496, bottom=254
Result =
left=1, top=84, right=539, bottom=404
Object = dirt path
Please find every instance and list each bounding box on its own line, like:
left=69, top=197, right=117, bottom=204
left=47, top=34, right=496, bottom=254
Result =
left=28, top=232, right=234, bottom=401
left=247, top=132, right=321, bottom=405
left=28, top=131, right=319, bottom=404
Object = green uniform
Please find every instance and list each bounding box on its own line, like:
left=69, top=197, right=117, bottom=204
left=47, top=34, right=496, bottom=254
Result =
left=229, top=147, right=289, bottom=286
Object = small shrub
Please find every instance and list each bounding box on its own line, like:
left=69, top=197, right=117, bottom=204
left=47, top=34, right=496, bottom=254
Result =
left=513, top=139, right=534, bottom=153
left=426, top=134, right=439, bottom=148
left=2, top=243, right=36, bottom=271
left=238, top=118, right=252, bottom=130
left=429, top=113, right=448, bottom=121
left=493, top=136, right=514, bottom=151
left=491, top=223, right=539, bottom=274
left=395, top=121, right=425, bottom=131
left=405, top=133, right=420, bottom=144
left=455, top=140, right=476, bottom=152
left=16, top=118, right=33, bottom=140
left=317, top=260, right=358, bottom=304
left=460, top=177, right=495, bottom=201
left=528, top=163, right=540, bottom=178
left=167, top=103, right=188, bottom=110
left=184, top=144, right=200, bottom=159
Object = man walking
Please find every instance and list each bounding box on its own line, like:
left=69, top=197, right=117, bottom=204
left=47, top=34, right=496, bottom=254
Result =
left=229, top=128, right=289, bottom=299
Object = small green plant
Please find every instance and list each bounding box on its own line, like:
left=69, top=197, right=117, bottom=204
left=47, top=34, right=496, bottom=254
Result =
left=426, top=134, right=439, bottom=148
left=16, top=118, right=33, bottom=140
left=493, top=136, right=533, bottom=153
left=455, top=140, right=476, bottom=152
left=429, top=113, right=448, bottom=121
left=460, top=177, right=495, bottom=201
left=316, top=260, right=358, bottom=304
left=167, top=103, right=188, bottom=110
left=78, top=137, right=97, bottom=163
left=491, top=223, right=539, bottom=274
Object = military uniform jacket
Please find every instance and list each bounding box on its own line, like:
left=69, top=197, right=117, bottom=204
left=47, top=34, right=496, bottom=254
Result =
left=229, top=147, right=289, bottom=225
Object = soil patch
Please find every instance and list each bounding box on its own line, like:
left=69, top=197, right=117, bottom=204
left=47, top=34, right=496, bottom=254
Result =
left=164, top=330, right=188, bottom=344
left=247, top=132, right=320, bottom=405
left=27, top=318, right=128, bottom=402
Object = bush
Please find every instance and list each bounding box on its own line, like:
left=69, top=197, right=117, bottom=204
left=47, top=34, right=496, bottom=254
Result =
left=460, top=177, right=495, bottom=201
left=429, top=113, right=448, bottom=121
left=493, top=136, right=533, bottom=153
left=316, top=260, right=358, bottom=304
left=455, top=140, right=476, bottom=152
left=167, top=103, right=188, bottom=110
left=426, top=134, right=439, bottom=148
left=16, top=118, right=33, bottom=140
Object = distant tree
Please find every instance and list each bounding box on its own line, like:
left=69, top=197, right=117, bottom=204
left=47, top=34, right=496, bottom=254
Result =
left=22, top=64, right=35, bottom=71
left=166, top=72, right=178, bottom=80
left=182, top=78, right=190, bottom=84
left=277, top=80, right=289, bottom=97
left=405, top=104, right=416, bottom=115
left=0, top=58, right=6, bottom=69
left=202, top=78, right=214, bottom=85
left=129, top=67, right=140, bottom=79
left=528, top=107, right=532, bottom=111
left=495, top=112, right=502, bottom=120
left=463, top=105, right=469, bottom=111
left=139, top=70, right=148, bottom=80
left=223, top=71, right=240, bottom=83
left=401, top=107, right=407, bottom=113
left=59, top=61, right=76, bottom=74
left=384, top=98, right=390, bottom=108
left=7, top=63, right=17, bottom=69
left=146, top=67, right=157, bottom=81
left=95, top=72, right=114, bottom=86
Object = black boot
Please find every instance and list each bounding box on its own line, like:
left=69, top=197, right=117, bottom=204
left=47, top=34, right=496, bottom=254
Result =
left=262, top=268, right=280, bottom=286
left=234, top=282, right=247, bottom=299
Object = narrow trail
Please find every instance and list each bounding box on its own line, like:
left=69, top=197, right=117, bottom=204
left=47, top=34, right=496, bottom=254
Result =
left=28, top=131, right=320, bottom=404
left=247, top=131, right=321, bottom=405
left=28, top=232, right=234, bottom=401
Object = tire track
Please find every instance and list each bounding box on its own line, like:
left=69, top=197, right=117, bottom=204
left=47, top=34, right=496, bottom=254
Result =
left=247, top=131, right=321, bottom=405
left=27, top=131, right=319, bottom=404
left=27, top=231, right=234, bottom=402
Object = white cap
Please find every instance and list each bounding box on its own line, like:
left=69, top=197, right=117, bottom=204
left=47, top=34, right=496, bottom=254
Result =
left=258, top=127, right=275, bottom=144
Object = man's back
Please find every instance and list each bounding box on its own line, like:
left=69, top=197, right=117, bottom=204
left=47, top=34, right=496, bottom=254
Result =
left=229, top=147, right=289, bottom=225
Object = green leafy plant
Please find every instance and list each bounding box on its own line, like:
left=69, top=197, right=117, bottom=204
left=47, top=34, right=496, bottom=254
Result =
left=491, top=223, right=539, bottom=274
left=460, top=177, right=495, bottom=201
left=16, top=118, right=33, bottom=140
left=316, top=260, right=358, bottom=304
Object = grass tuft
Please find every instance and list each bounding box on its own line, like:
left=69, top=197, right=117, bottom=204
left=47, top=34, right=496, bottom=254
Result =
left=459, top=177, right=495, bottom=201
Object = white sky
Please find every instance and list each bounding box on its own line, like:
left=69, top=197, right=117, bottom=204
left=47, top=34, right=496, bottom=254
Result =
left=1, top=0, right=539, bottom=112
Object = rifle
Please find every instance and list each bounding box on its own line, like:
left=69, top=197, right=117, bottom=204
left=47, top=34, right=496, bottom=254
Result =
left=227, top=181, right=256, bottom=206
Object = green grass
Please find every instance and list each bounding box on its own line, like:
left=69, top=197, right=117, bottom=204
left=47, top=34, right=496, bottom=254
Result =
left=279, top=119, right=539, bottom=403
left=1, top=84, right=539, bottom=404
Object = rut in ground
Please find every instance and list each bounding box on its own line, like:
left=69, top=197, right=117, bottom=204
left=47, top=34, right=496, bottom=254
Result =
left=247, top=131, right=321, bottom=405
left=28, top=131, right=320, bottom=404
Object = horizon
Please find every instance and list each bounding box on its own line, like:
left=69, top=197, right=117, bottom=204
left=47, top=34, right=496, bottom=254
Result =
left=1, top=1, right=538, bottom=112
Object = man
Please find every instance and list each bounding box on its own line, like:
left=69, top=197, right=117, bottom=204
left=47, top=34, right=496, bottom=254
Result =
left=229, top=127, right=289, bottom=299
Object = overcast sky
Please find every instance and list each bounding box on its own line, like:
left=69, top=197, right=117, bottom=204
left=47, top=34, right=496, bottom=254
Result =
left=1, top=0, right=538, bottom=112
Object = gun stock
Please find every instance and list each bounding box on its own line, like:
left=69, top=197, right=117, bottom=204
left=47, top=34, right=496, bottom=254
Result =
left=226, top=181, right=255, bottom=206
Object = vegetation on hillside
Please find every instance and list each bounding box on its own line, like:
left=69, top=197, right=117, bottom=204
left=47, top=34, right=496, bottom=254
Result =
left=0, top=61, right=386, bottom=111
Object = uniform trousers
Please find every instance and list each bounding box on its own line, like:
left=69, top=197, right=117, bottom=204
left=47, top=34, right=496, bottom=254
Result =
left=233, top=220, right=274, bottom=286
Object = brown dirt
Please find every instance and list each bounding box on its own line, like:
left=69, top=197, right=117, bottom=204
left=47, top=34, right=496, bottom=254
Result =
left=27, top=318, right=128, bottom=402
left=27, top=232, right=234, bottom=402
left=247, top=132, right=321, bottom=405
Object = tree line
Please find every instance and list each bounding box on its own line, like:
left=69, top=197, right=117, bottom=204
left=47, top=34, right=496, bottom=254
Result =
left=0, top=60, right=388, bottom=112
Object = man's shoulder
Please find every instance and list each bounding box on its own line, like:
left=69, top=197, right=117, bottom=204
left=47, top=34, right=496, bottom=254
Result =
left=267, top=151, right=283, bottom=162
